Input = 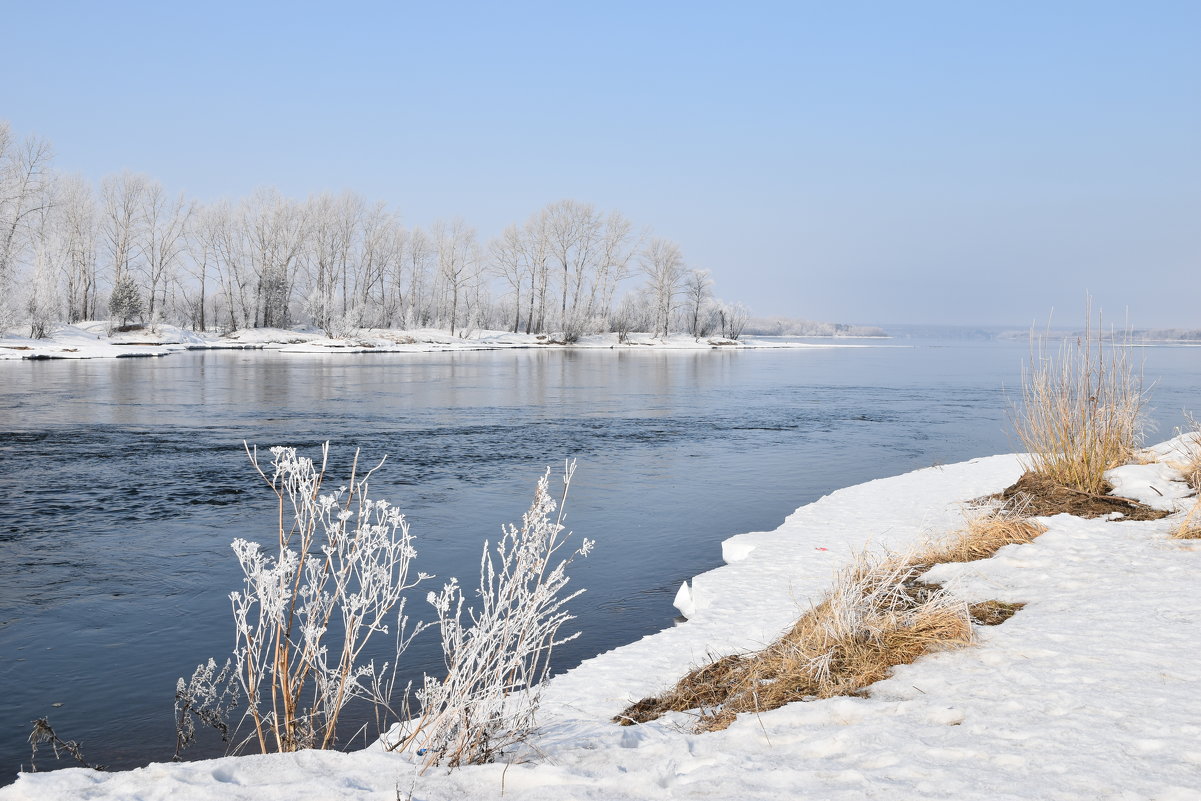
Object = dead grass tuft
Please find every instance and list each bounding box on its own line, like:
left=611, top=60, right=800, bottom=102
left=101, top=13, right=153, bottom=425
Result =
left=917, top=503, right=1048, bottom=565
left=1011, top=307, right=1144, bottom=495
left=991, top=472, right=1167, bottom=521
left=1172, top=494, right=1201, bottom=540
left=968, top=600, right=1026, bottom=626
left=615, top=552, right=973, bottom=731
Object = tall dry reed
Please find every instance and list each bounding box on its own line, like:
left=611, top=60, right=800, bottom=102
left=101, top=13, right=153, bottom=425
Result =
left=1012, top=308, right=1144, bottom=495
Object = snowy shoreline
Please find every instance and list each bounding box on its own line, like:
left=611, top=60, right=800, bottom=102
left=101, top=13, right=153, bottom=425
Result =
left=0, top=323, right=890, bottom=361
left=4, top=440, right=1199, bottom=800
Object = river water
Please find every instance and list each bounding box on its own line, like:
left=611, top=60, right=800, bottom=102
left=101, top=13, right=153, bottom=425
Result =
left=1, top=335, right=1197, bottom=779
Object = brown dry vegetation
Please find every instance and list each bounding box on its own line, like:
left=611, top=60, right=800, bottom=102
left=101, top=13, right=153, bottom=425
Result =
left=1167, top=429, right=1201, bottom=539
left=1011, top=311, right=1144, bottom=495
left=968, top=600, right=1026, bottom=626
left=916, top=504, right=1048, bottom=564
left=992, top=473, right=1168, bottom=521
left=615, top=553, right=974, bottom=731
left=617, top=505, right=1051, bottom=732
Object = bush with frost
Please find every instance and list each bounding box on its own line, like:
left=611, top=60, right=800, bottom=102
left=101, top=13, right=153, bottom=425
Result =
left=388, top=461, right=592, bottom=767
left=179, top=445, right=589, bottom=766
left=212, top=444, right=428, bottom=754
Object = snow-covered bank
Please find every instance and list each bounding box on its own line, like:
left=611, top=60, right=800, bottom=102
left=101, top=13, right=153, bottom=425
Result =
left=0, top=323, right=194, bottom=359
left=6, top=444, right=1199, bottom=800
left=200, top=328, right=881, bottom=354
left=0, top=325, right=883, bottom=360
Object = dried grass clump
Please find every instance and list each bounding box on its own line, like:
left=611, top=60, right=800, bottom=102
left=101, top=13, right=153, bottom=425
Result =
left=1175, top=428, right=1201, bottom=493
left=1166, top=427, right=1201, bottom=539
left=615, top=552, right=973, bottom=731
left=917, top=502, right=1047, bottom=565
left=1012, top=310, right=1144, bottom=495
left=1172, top=496, right=1201, bottom=540
left=968, top=600, right=1026, bottom=626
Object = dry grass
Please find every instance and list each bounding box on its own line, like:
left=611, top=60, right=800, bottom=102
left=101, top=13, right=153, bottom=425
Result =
left=615, top=552, right=973, bottom=731
left=968, top=600, right=1026, bottom=626
left=916, top=502, right=1047, bottom=565
left=1167, top=427, right=1201, bottom=540
left=1012, top=309, right=1144, bottom=495
left=1173, top=428, right=1201, bottom=493
left=617, top=504, right=1056, bottom=732
left=1173, top=500, right=1201, bottom=539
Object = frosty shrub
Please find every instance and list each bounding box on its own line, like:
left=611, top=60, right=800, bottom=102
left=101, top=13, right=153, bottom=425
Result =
left=107, top=272, right=143, bottom=328
left=226, top=443, right=429, bottom=753
left=389, top=461, right=592, bottom=768
left=173, top=658, right=240, bottom=760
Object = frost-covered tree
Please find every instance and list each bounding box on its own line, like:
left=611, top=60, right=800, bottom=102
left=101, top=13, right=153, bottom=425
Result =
left=682, top=269, right=714, bottom=337
left=27, top=224, right=62, bottom=339
left=57, top=175, right=99, bottom=323
left=138, top=180, right=192, bottom=321
left=101, top=171, right=148, bottom=286
left=640, top=238, right=686, bottom=338
left=108, top=270, right=144, bottom=327
left=0, top=123, right=54, bottom=333
left=433, top=218, right=481, bottom=336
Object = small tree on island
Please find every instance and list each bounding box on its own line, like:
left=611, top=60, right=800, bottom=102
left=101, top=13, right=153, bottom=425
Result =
left=108, top=273, right=144, bottom=328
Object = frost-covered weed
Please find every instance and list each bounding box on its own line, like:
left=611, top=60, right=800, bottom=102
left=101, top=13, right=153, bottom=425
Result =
left=180, top=444, right=589, bottom=765
left=173, top=658, right=239, bottom=760
left=226, top=444, right=429, bottom=753
left=389, top=461, right=591, bottom=768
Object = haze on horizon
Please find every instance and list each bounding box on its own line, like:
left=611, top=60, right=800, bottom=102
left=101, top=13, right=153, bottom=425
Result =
left=3, top=1, right=1197, bottom=330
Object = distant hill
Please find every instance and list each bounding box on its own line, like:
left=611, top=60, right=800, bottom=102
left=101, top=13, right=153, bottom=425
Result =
left=997, top=328, right=1201, bottom=342
left=743, top=316, right=887, bottom=337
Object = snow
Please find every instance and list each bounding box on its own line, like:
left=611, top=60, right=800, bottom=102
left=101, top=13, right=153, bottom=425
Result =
left=5, top=439, right=1199, bottom=800
left=0, top=323, right=181, bottom=359
left=0, top=325, right=881, bottom=360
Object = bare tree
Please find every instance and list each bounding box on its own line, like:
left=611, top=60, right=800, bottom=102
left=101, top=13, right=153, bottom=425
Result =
left=682, top=269, right=714, bottom=337
left=56, top=175, right=99, bottom=323
left=139, top=181, right=193, bottom=322
left=27, top=193, right=63, bottom=338
left=590, top=211, right=639, bottom=330
left=245, top=188, right=307, bottom=328
left=0, top=124, right=55, bottom=331
left=544, top=200, right=602, bottom=334
left=433, top=219, right=480, bottom=336
left=399, top=226, right=431, bottom=328
left=490, top=224, right=531, bottom=333
left=100, top=171, right=148, bottom=289
left=640, top=238, right=686, bottom=338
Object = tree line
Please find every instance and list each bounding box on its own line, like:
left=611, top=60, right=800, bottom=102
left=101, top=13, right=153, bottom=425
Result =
left=0, top=120, right=748, bottom=341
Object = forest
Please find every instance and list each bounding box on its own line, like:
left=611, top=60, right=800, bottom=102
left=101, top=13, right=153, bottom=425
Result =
left=0, top=120, right=749, bottom=342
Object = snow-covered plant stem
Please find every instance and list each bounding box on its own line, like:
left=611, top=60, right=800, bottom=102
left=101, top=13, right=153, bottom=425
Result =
left=230, top=443, right=429, bottom=753
left=389, top=460, right=592, bottom=768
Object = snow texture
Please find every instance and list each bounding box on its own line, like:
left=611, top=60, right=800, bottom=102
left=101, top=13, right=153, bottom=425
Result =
left=5, top=440, right=1199, bottom=800
left=0, top=324, right=880, bottom=359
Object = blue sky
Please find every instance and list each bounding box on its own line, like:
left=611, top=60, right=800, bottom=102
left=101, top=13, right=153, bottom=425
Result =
left=3, top=1, right=1198, bottom=327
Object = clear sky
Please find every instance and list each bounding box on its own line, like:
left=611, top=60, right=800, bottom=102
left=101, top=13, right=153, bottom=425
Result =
left=3, top=1, right=1198, bottom=327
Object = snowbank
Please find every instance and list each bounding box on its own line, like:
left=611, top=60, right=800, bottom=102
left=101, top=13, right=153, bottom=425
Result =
left=0, top=323, right=184, bottom=359
left=5, top=442, right=1199, bottom=800
left=2, top=324, right=881, bottom=359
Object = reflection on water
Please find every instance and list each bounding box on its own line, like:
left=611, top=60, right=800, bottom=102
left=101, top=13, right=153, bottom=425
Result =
left=0, top=341, right=1197, bottom=778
